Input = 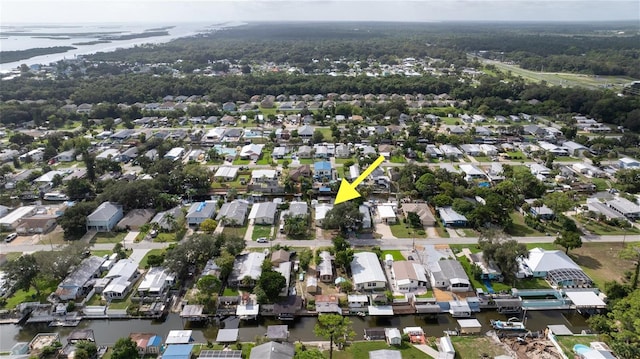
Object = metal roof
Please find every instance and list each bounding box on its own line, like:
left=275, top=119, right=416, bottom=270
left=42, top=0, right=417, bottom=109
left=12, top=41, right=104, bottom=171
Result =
left=351, top=252, right=386, bottom=285
left=215, top=329, right=239, bottom=343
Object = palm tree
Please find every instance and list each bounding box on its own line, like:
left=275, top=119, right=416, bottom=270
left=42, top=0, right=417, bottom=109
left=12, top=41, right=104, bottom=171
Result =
left=165, top=213, right=177, bottom=232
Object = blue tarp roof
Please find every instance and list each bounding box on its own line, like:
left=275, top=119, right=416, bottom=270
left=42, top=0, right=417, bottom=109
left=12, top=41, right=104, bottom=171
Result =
left=163, top=344, right=193, bottom=359
left=149, top=335, right=162, bottom=347
left=314, top=161, right=332, bottom=170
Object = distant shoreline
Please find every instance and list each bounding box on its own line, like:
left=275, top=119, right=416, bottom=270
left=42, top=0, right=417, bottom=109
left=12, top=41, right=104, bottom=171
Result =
left=0, top=46, right=77, bottom=64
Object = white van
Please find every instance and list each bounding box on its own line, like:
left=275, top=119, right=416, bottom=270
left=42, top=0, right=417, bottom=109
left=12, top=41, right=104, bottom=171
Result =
left=279, top=224, right=285, bottom=233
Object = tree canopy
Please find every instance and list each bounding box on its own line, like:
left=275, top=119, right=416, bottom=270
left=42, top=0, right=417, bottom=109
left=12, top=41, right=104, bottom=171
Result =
left=314, top=314, right=355, bottom=359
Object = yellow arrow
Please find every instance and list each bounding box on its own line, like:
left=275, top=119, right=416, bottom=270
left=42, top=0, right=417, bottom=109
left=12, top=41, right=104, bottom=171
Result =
left=334, top=155, right=385, bottom=205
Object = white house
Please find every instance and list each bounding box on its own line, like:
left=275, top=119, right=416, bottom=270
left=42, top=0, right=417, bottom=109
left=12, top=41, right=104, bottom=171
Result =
left=240, top=144, right=264, bottom=160
left=56, top=150, right=76, bottom=162
left=351, top=252, right=387, bottom=291
left=137, top=267, right=175, bottom=297
left=314, top=204, right=333, bottom=226
left=392, top=261, right=429, bottom=292
left=0, top=205, right=36, bottom=229
left=103, top=259, right=139, bottom=300
left=164, top=147, right=185, bottom=161
left=248, top=202, right=278, bottom=225
left=619, top=157, right=640, bottom=169
left=213, top=166, right=239, bottom=181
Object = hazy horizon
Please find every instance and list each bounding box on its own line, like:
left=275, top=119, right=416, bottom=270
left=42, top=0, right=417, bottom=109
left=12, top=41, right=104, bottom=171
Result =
left=2, top=1, right=639, bottom=24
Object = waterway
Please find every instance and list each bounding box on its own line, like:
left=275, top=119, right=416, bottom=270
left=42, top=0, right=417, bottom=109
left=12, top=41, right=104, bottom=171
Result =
left=0, top=310, right=591, bottom=349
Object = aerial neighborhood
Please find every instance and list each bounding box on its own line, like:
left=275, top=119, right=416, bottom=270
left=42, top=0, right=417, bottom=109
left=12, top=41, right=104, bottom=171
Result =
left=1, top=21, right=639, bottom=359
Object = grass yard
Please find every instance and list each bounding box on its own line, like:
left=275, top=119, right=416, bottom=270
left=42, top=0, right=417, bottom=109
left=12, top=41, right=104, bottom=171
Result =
left=232, top=158, right=251, bottom=165
left=507, top=212, right=546, bottom=237
left=86, top=293, right=106, bottom=306
left=93, top=232, right=127, bottom=244
left=553, top=156, right=579, bottom=162
left=315, top=127, right=333, bottom=141
left=388, top=223, right=428, bottom=238
left=2, top=278, right=58, bottom=309
left=450, top=336, right=509, bottom=359
left=590, top=178, right=610, bottom=191
left=296, top=158, right=315, bottom=165
left=568, top=242, right=638, bottom=289
left=442, top=117, right=462, bottom=125
left=577, top=217, right=640, bottom=236
left=525, top=242, right=559, bottom=251
left=555, top=335, right=599, bottom=358
left=138, top=249, right=166, bottom=269
left=2, top=252, right=23, bottom=262
left=256, top=151, right=273, bottom=165
left=435, top=223, right=450, bottom=238
left=155, top=232, right=179, bottom=242
left=223, top=287, right=239, bottom=296
left=330, top=342, right=426, bottom=359
left=211, top=177, right=247, bottom=189
left=108, top=294, right=132, bottom=309
left=390, top=155, right=407, bottom=164
left=506, top=151, right=529, bottom=161
left=222, top=223, right=249, bottom=239
left=382, top=250, right=406, bottom=261
left=334, top=157, right=356, bottom=164
left=251, top=225, right=273, bottom=240
left=90, top=250, right=113, bottom=258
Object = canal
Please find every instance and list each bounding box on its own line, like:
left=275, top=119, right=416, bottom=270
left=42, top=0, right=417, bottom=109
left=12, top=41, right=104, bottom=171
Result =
left=0, top=310, right=591, bottom=349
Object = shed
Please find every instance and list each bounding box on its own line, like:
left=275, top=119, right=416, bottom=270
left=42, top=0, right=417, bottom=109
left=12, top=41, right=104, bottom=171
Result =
left=215, top=329, right=239, bottom=343
left=439, top=336, right=455, bottom=359
left=384, top=328, right=402, bottom=345
left=457, top=319, right=482, bottom=334
left=384, top=254, right=394, bottom=267
left=306, top=276, right=318, bottom=294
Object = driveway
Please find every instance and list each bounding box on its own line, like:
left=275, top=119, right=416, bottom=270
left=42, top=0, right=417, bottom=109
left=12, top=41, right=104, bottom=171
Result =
left=244, top=219, right=255, bottom=242
left=376, top=223, right=396, bottom=239
left=128, top=248, right=151, bottom=265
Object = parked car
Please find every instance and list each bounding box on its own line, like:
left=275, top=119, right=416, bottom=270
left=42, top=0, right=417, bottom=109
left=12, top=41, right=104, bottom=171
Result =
left=257, top=237, right=268, bottom=243
left=5, top=233, right=17, bottom=243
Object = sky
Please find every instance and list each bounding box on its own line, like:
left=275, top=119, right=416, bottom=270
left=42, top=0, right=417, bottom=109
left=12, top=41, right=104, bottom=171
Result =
left=1, top=0, right=639, bottom=24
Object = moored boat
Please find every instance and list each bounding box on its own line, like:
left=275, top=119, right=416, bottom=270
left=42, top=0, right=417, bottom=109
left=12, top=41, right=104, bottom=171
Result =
left=490, top=317, right=527, bottom=331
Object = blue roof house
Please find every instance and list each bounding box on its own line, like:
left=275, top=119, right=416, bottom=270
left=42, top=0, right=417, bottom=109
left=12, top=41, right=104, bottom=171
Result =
left=438, top=207, right=468, bottom=227
left=314, top=161, right=333, bottom=181
left=162, top=344, right=194, bottom=359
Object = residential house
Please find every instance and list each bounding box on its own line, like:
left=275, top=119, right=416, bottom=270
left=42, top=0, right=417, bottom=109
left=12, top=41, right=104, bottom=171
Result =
left=120, top=147, right=138, bottom=162
left=216, top=200, right=249, bottom=226
left=164, top=147, right=185, bottom=161
left=360, top=205, right=372, bottom=229
left=392, top=261, right=429, bottom=292
left=530, top=163, right=552, bottom=177
left=586, top=199, right=626, bottom=221
left=348, top=295, right=369, bottom=313
left=54, top=256, right=106, bottom=301
left=129, top=333, right=162, bottom=355
left=335, top=144, right=351, bottom=158
left=459, top=164, right=486, bottom=181
left=619, top=157, right=640, bottom=169
left=103, top=259, right=140, bottom=300
left=274, top=262, right=292, bottom=296
left=562, top=141, right=589, bottom=156
left=297, top=125, right=314, bottom=139
left=86, top=202, right=124, bottom=232
left=317, top=251, right=334, bottom=282
left=351, top=252, right=387, bottom=291
left=77, top=103, right=93, bottom=114
left=56, top=150, right=76, bottom=163
left=297, top=145, right=313, bottom=158
left=607, top=197, right=640, bottom=219
left=429, top=259, right=471, bottom=292
left=377, top=204, right=397, bottom=224
left=186, top=201, right=217, bottom=226
left=271, top=249, right=290, bottom=266
left=150, top=206, right=182, bottom=231
left=399, top=203, right=436, bottom=227
left=222, top=102, right=236, bottom=112
left=249, top=202, right=278, bottom=225
left=240, top=144, right=265, bottom=161
left=315, top=295, right=341, bottom=314
left=137, top=267, right=175, bottom=297
left=314, top=145, right=328, bottom=158
left=521, top=248, right=593, bottom=287
left=16, top=215, right=57, bottom=235
left=524, top=199, right=555, bottom=220
left=314, top=204, right=333, bottom=226
left=251, top=169, right=278, bottom=184
left=228, top=252, right=266, bottom=287
left=288, top=165, right=311, bottom=182
left=438, top=207, right=467, bottom=227
left=460, top=144, right=482, bottom=156
left=439, top=145, right=463, bottom=158
left=272, top=147, right=287, bottom=159
left=249, top=342, right=294, bottom=359
left=281, top=201, right=308, bottom=220
left=213, top=166, right=239, bottom=181
left=163, top=344, right=194, bottom=359
left=0, top=206, right=36, bottom=229
left=313, top=161, right=333, bottom=180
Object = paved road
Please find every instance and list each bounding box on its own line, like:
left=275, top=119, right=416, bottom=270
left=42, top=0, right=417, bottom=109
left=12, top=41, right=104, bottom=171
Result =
left=1, top=233, right=637, bottom=254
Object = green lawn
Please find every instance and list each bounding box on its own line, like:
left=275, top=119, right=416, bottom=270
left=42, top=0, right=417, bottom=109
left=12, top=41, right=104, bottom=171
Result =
left=334, top=157, right=356, bottom=164
left=553, top=156, right=579, bottom=162
left=590, top=178, right=610, bottom=191
left=256, top=151, right=273, bottom=165
left=450, top=337, right=510, bottom=359
left=93, top=232, right=127, bottom=244
left=2, top=278, right=58, bottom=309
left=330, top=342, right=426, bottom=359
left=154, top=232, right=179, bottom=242
left=390, top=155, right=407, bottom=164
left=297, top=158, right=314, bottom=165
left=577, top=217, right=640, bottom=235
left=506, top=151, right=529, bottom=161
left=222, top=223, right=249, bottom=239
left=251, top=225, right=273, bottom=240
left=90, top=250, right=113, bottom=258
left=223, top=287, right=239, bottom=296
left=435, top=223, right=450, bottom=238
left=138, top=249, right=166, bottom=269
left=382, top=250, right=406, bottom=261
left=442, top=117, right=462, bottom=125
left=86, top=293, right=106, bottom=306
left=211, top=177, right=247, bottom=189
left=507, top=212, right=546, bottom=237
left=3, top=252, right=23, bottom=262
left=315, top=127, right=333, bottom=142
left=388, top=222, right=428, bottom=238
left=108, top=291, right=134, bottom=309
left=232, top=158, right=251, bottom=165
left=525, top=242, right=561, bottom=251
left=555, top=335, right=599, bottom=358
